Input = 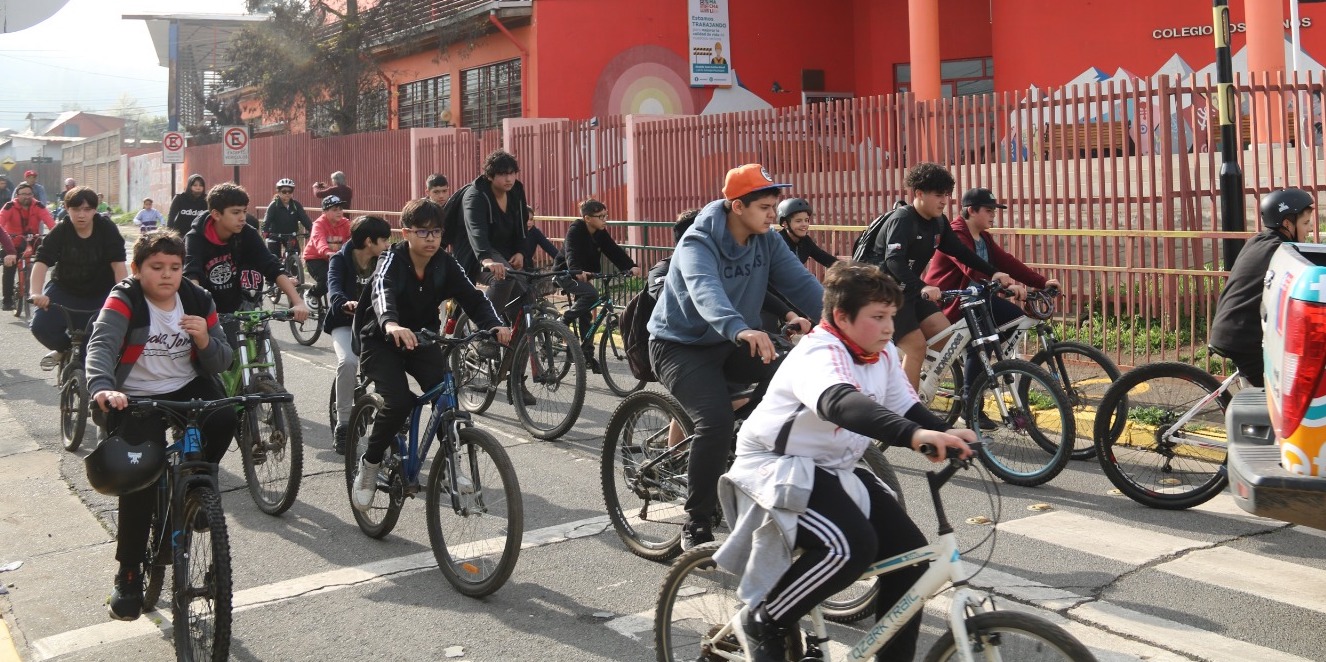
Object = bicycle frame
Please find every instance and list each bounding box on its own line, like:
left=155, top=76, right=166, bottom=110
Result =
left=219, top=317, right=279, bottom=396
left=1156, top=369, right=1241, bottom=452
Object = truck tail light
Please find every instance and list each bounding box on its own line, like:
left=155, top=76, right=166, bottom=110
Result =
left=1278, top=297, right=1326, bottom=438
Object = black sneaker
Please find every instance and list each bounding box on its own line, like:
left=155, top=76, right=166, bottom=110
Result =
left=108, top=565, right=144, bottom=621
left=742, top=606, right=790, bottom=662
left=681, top=520, right=714, bottom=551
left=334, top=424, right=348, bottom=455
left=0, top=301, right=11, bottom=312
left=977, top=412, right=999, bottom=431
left=584, top=356, right=600, bottom=374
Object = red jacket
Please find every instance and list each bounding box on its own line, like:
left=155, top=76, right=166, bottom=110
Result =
left=923, top=217, right=1048, bottom=322
left=302, top=214, right=351, bottom=261
left=0, top=199, right=55, bottom=238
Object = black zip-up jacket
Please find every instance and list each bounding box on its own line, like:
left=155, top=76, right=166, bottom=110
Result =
left=262, top=198, right=312, bottom=236
left=779, top=228, right=838, bottom=268
left=356, top=242, right=503, bottom=342
left=184, top=216, right=286, bottom=314
left=324, top=241, right=377, bottom=332
left=1209, top=228, right=1288, bottom=353
left=452, top=174, right=528, bottom=278
left=561, top=220, right=636, bottom=273
left=873, top=205, right=996, bottom=295
left=167, top=175, right=209, bottom=235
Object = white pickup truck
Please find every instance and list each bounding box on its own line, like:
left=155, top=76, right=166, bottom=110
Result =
left=1227, top=241, right=1326, bottom=530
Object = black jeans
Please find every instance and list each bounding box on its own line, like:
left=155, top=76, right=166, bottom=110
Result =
left=962, top=296, right=1025, bottom=398
left=649, top=338, right=782, bottom=525
left=305, top=258, right=329, bottom=298
left=761, top=467, right=926, bottom=662
left=359, top=335, right=446, bottom=464
left=478, top=271, right=530, bottom=327
left=1220, top=348, right=1265, bottom=387
left=556, top=276, right=598, bottom=348
left=523, top=226, right=559, bottom=265
left=2, top=236, right=27, bottom=305
left=110, top=376, right=234, bottom=566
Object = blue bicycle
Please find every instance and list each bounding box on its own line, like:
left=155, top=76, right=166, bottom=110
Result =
left=342, top=328, right=524, bottom=597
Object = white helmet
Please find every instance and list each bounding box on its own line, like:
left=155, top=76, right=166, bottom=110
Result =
left=276, top=178, right=296, bottom=189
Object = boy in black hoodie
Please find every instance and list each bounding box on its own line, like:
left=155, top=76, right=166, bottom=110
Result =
left=453, top=150, right=529, bottom=325
left=184, top=183, right=308, bottom=325
left=167, top=174, right=209, bottom=236
left=349, top=199, right=510, bottom=512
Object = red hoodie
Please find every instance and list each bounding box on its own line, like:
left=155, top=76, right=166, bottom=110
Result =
left=302, top=214, right=351, bottom=261
left=922, top=217, right=1048, bottom=322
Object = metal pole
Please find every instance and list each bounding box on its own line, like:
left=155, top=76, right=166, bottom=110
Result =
left=1292, top=0, right=1303, bottom=72
left=170, top=164, right=176, bottom=198
left=1214, top=0, right=1246, bottom=270
left=233, top=165, right=240, bottom=185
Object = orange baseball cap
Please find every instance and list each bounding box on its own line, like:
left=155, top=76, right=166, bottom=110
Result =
left=722, top=164, right=790, bottom=201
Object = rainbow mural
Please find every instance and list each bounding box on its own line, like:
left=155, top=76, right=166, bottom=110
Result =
left=593, top=45, right=702, bottom=116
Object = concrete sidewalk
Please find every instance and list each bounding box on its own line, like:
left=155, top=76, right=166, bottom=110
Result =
left=0, top=397, right=115, bottom=661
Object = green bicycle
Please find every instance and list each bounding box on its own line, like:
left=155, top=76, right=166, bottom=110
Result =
left=219, top=309, right=304, bottom=516
left=566, top=271, right=645, bottom=397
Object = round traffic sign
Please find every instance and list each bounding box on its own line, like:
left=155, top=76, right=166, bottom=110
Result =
left=224, top=127, right=248, bottom=151
left=163, top=132, right=184, bottom=152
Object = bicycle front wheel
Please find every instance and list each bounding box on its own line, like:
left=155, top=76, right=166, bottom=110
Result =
left=509, top=318, right=586, bottom=440
left=141, top=491, right=170, bottom=612
left=426, top=427, right=523, bottom=598
left=289, top=296, right=323, bottom=346
left=240, top=377, right=303, bottom=516
left=969, top=358, right=1074, bottom=487
left=599, top=317, right=645, bottom=396
left=601, top=391, right=691, bottom=562
left=1030, top=341, right=1121, bottom=460
left=59, top=368, right=89, bottom=451
left=343, top=393, right=405, bottom=538
left=173, top=485, right=233, bottom=662
left=1093, top=361, right=1229, bottom=510
left=923, top=610, right=1096, bottom=662
left=451, top=312, right=498, bottom=414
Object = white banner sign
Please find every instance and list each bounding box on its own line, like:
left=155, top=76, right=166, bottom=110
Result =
left=688, top=0, right=732, bottom=87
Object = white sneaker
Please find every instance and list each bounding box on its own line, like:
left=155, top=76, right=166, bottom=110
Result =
left=351, top=456, right=380, bottom=512
left=39, top=350, right=66, bottom=371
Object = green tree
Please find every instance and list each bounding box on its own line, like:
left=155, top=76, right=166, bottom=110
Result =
left=223, top=0, right=394, bottom=137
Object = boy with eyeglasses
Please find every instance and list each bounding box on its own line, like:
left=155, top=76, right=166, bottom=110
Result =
left=558, top=198, right=638, bottom=371
left=350, top=198, right=511, bottom=511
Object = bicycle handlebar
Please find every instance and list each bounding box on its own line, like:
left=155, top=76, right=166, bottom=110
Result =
left=124, top=392, right=293, bottom=420
left=37, top=301, right=100, bottom=331
left=416, top=327, right=497, bottom=349
left=919, top=439, right=983, bottom=463
left=220, top=309, right=295, bottom=325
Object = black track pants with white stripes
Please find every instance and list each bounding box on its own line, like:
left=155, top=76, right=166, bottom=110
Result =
left=760, top=466, right=927, bottom=662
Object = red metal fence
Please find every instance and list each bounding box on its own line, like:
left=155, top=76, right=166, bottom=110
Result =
left=126, top=72, right=1326, bottom=369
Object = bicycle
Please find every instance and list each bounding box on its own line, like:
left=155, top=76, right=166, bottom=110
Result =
left=654, top=442, right=1097, bottom=662
left=450, top=268, right=587, bottom=440
left=910, top=282, right=1077, bottom=487
left=219, top=309, right=303, bottom=516
left=288, top=284, right=325, bottom=346
left=262, top=233, right=304, bottom=309
left=43, top=301, right=99, bottom=451
left=1091, top=359, right=1237, bottom=509
left=342, top=327, right=524, bottom=597
left=565, top=271, right=646, bottom=396
left=128, top=391, right=293, bottom=662
left=924, top=287, right=1120, bottom=460
left=12, top=232, right=40, bottom=319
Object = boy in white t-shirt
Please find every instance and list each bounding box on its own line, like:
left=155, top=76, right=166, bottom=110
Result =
left=84, top=229, right=234, bottom=623
left=714, top=261, right=974, bottom=662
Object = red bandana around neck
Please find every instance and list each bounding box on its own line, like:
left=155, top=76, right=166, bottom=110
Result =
left=819, top=319, right=880, bottom=365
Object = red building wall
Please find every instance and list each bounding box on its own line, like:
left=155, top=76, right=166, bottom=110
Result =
left=850, top=0, right=994, bottom=96
left=994, top=0, right=1326, bottom=91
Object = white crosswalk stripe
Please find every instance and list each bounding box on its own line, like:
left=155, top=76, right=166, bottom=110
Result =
left=615, top=495, right=1323, bottom=662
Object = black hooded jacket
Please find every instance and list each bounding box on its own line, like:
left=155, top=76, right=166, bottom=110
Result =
left=168, top=174, right=209, bottom=235
left=451, top=174, right=529, bottom=279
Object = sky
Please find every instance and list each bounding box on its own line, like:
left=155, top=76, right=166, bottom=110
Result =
left=0, top=0, right=248, bottom=132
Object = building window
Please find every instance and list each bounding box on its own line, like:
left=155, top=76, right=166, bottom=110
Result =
left=398, top=75, right=452, bottom=129
left=895, top=57, right=994, bottom=98
left=462, top=59, right=521, bottom=131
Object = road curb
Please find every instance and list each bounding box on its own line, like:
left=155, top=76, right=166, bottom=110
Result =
left=1, top=614, right=21, bottom=662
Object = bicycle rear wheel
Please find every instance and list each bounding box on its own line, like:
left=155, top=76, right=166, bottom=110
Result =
left=451, top=312, right=498, bottom=414
left=1030, top=341, right=1121, bottom=460
left=59, top=368, right=89, bottom=451
left=602, top=391, right=692, bottom=562
left=173, top=485, right=232, bottom=662
left=509, top=318, right=586, bottom=440
left=1093, top=361, right=1229, bottom=510
left=922, top=610, right=1095, bottom=662
left=425, top=427, right=523, bottom=597
left=343, top=393, right=405, bottom=538
left=968, top=359, right=1074, bottom=487
left=239, top=377, right=303, bottom=516
left=599, top=317, right=645, bottom=396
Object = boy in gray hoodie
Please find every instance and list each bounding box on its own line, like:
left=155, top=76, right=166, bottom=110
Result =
left=647, top=163, right=823, bottom=550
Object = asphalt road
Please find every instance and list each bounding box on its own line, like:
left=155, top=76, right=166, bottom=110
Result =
left=1, top=305, right=1324, bottom=662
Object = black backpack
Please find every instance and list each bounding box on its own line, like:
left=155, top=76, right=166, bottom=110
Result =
left=438, top=184, right=472, bottom=250
left=619, top=257, right=673, bottom=382
left=851, top=202, right=909, bottom=264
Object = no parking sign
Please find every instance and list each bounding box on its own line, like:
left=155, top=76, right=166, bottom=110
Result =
left=162, top=131, right=185, bottom=164
left=222, top=126, right=249, bottom=166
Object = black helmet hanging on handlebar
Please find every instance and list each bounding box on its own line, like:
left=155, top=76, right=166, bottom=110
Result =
left=1259, top=188, right=1315, bottom=228
left=776, top=197, right=812, bottom=222
left=84, top=435, right=167, bottom=496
